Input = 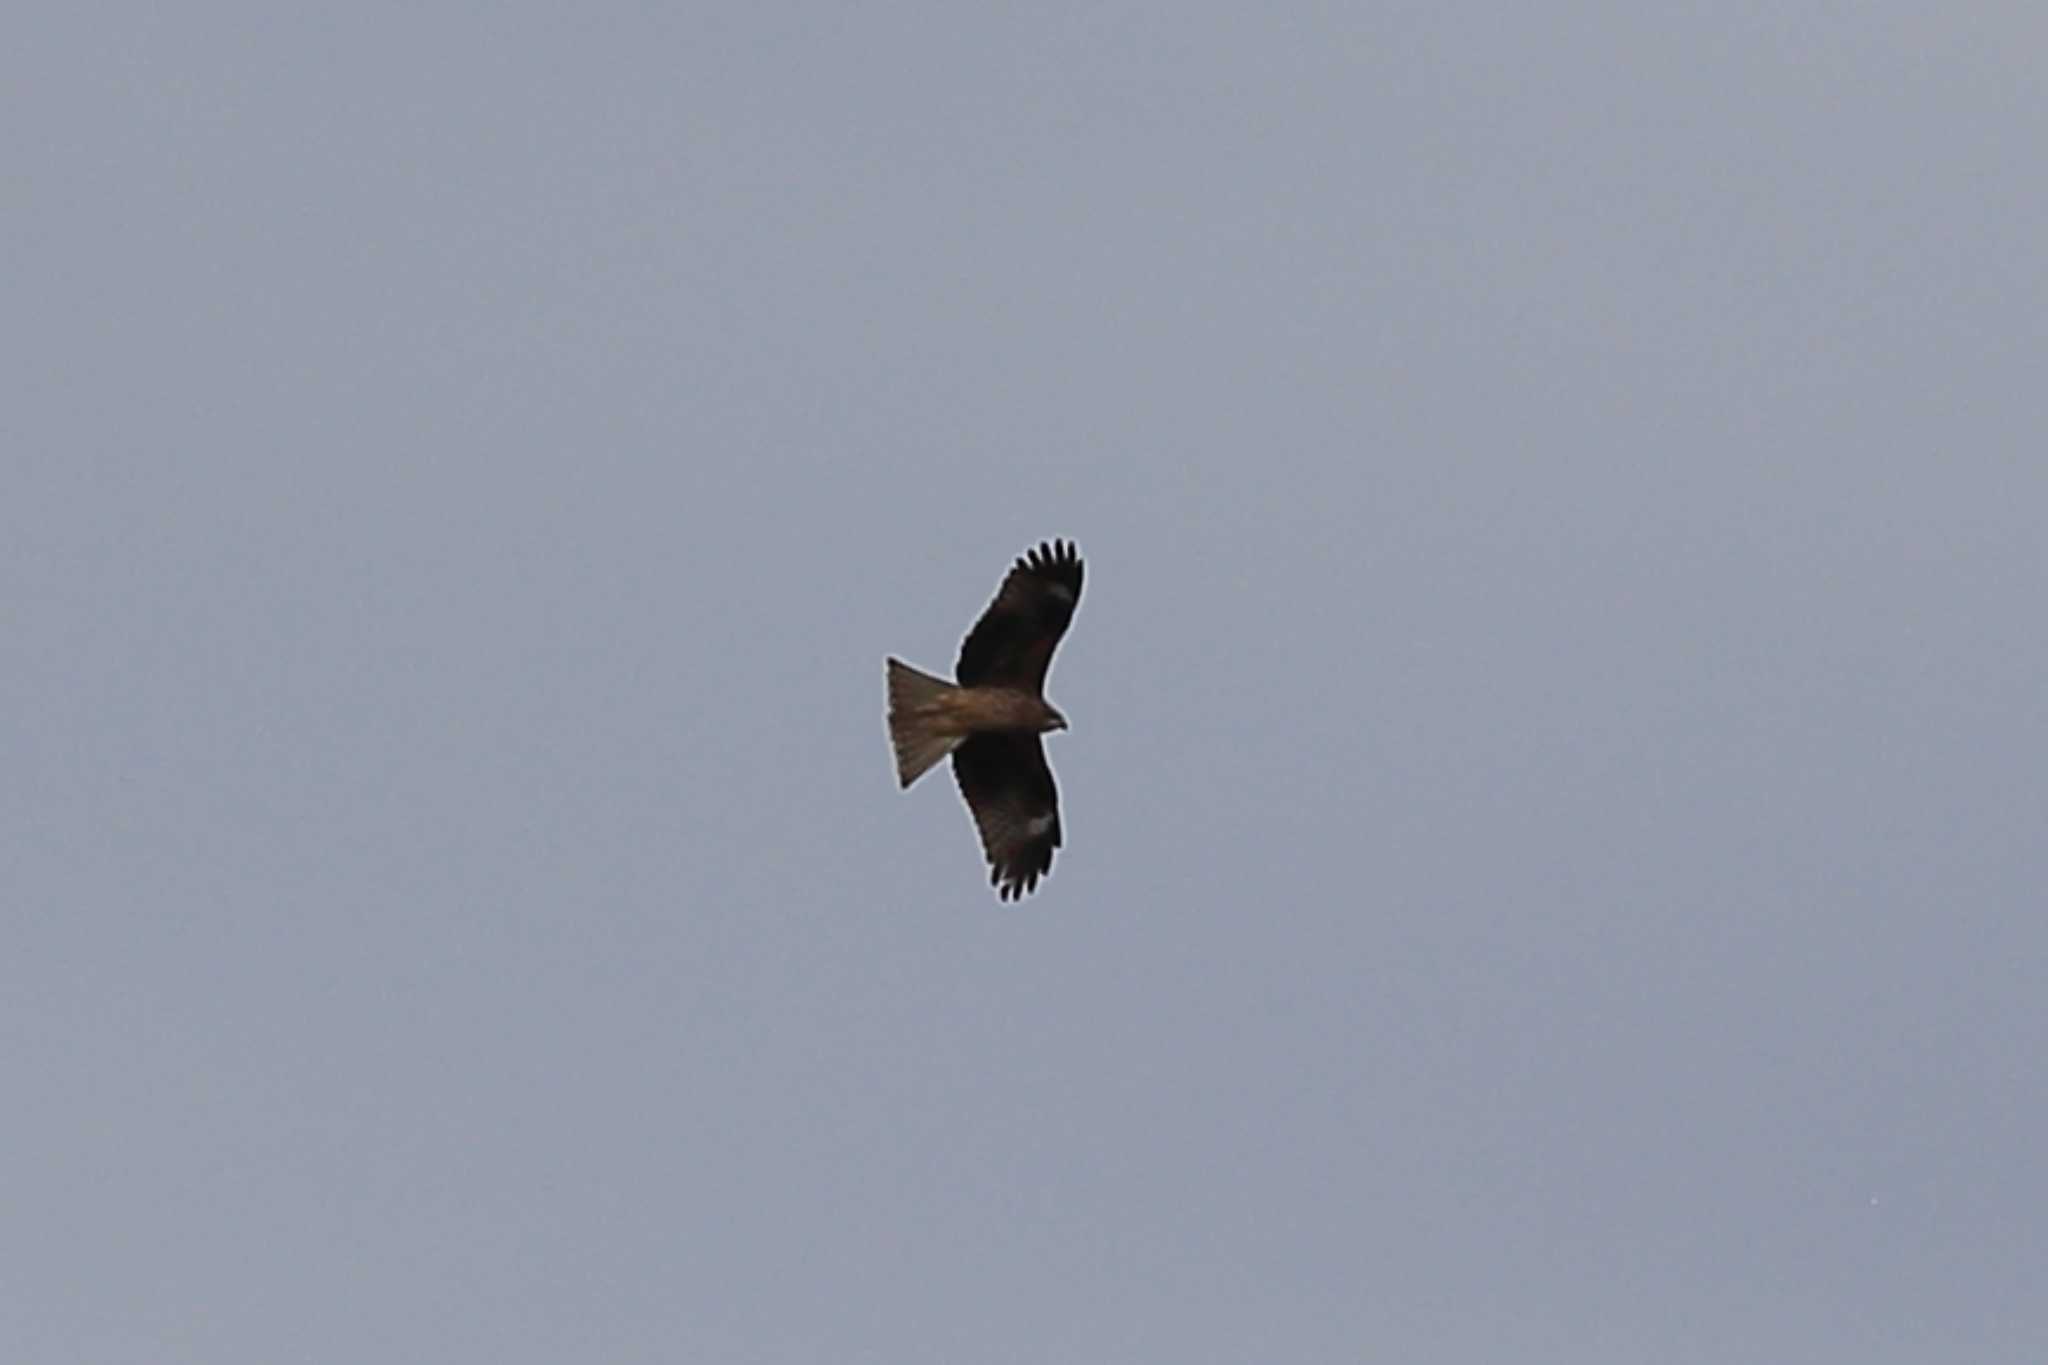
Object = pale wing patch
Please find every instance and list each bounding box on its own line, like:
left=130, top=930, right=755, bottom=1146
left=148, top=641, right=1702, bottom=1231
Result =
left=961, top=783, right=1060, bottom=899
left=950, top=731, right=1062, bottom=900
left=970, top=795, right=1041, bottom=860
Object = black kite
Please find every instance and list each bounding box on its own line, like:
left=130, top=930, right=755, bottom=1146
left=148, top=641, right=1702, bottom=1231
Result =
left=886, top=540, right=1084, bottom=900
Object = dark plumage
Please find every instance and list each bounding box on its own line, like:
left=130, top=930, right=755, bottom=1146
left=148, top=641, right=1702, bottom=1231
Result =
left=885, top=540, right=1084, bottom=900
left=956, top=539, right=1084, bottom=690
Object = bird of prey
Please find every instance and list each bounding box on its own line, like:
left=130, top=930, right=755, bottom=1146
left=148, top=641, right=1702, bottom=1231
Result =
left=886, top=540, right=1083, bottom=900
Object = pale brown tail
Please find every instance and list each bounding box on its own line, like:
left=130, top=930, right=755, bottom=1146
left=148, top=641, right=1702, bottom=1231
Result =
left=887, top=657, right=964, bottom=788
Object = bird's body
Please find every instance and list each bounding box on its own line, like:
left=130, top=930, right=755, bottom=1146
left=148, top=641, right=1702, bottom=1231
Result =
left=886, top=540, right=1083, bottom=900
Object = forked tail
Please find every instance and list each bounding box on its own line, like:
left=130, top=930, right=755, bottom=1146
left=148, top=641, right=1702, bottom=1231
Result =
left=886, top=657, right=964, bottom=788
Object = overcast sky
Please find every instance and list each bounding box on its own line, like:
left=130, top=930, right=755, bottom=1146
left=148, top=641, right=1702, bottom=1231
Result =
left=8, top=4, right=2046, bottom=1362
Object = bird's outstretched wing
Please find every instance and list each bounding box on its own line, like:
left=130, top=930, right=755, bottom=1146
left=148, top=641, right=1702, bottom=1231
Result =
left=951, top=733, right=1061, bottom=901
left=955, top=540, right=1083, bottom=691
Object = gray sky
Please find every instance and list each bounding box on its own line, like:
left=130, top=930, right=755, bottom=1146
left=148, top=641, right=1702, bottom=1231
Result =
left=8, top=4, right=2045, bottom=1361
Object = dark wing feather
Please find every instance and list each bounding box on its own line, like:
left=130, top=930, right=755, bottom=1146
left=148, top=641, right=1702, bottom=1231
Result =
left=955, top=540, right=1083, bottom=691
left=951, top=733, right=1062, bottom=901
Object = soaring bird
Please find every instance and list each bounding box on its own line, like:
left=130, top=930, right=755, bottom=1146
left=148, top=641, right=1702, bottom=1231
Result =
left=886, top=540, right=1083, bottom=900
